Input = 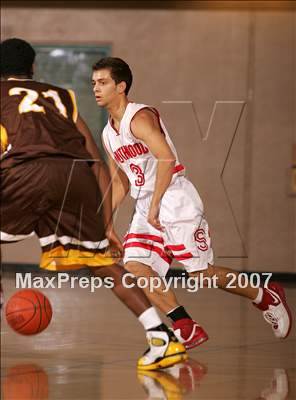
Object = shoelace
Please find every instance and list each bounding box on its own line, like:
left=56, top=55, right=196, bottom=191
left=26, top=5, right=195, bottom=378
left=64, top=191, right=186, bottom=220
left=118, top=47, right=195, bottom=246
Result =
left=264, top=311, right=279, bottom=326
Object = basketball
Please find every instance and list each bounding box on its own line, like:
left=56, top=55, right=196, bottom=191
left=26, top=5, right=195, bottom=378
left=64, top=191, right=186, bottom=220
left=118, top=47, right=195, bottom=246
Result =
left=5, top=289, right=52, bottom=335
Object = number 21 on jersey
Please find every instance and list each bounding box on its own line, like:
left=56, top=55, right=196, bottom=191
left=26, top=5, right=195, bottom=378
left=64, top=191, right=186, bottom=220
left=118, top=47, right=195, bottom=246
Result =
left=9, top=87, right=68, bottom=118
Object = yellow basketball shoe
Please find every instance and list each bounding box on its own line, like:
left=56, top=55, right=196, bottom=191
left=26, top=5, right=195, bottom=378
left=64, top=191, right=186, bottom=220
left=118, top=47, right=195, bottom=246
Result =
left=137, top=330, right=188, bottom=371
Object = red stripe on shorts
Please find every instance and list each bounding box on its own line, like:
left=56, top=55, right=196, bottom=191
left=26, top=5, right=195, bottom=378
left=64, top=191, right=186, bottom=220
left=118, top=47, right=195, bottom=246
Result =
left=124, top=233, right=164, bottom=244
left=165, top=244, right=186, bottom=251
left=124, top=241, right=172, bottom=264
left=174, top=252, right=194, bottom=261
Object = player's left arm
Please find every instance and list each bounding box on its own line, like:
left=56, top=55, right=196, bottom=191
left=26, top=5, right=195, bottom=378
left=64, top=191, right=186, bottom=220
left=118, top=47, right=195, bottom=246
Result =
left=131, top=109, right=176, bottom=230
left=75, top=114, right=122, bottom=251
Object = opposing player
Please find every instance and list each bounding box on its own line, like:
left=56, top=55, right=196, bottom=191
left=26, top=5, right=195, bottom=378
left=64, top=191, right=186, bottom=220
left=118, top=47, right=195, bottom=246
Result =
left=92, top=57, right=292, bottom=346
left=0, top=38, right=188, bottom=370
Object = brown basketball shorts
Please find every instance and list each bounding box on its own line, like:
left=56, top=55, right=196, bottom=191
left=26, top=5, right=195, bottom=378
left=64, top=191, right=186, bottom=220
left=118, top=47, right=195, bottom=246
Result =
left=0, top=158, right=115, bottom=270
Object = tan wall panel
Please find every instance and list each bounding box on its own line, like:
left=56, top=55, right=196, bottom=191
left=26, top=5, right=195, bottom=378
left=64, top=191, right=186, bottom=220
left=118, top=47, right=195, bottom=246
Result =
left=247, top=12, right=295, bottom=271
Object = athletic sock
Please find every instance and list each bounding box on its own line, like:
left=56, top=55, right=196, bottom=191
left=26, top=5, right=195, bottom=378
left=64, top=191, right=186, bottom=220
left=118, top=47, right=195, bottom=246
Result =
left=138, top=307, right=163, bottom=330
left=253, top=287, right=264, bottom=305
left=167, top=306, right=192, bottom=322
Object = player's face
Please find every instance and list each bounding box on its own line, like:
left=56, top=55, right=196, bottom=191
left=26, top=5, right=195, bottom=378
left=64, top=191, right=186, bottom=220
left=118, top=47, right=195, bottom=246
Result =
left=92, top=69, right=119, bottom=107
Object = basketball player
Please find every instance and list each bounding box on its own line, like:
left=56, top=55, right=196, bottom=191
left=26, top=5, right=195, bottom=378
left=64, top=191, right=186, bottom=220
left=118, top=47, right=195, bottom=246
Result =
left=93, top=57, right=292, bottom=347
left=0, top=38, right=188, bottom=370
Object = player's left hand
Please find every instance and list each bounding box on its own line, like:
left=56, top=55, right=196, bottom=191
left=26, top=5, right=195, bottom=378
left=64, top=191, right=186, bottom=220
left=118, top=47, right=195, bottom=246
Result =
left=106, top=228, right=123, bottom=259
left=148, top=203, right=164, bottom=231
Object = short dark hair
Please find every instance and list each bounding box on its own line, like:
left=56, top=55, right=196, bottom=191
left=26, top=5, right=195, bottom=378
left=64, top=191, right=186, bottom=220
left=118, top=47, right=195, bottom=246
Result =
left=0, top=38, right=36, bottom=78
left=92, top=57, right=133, bottom=95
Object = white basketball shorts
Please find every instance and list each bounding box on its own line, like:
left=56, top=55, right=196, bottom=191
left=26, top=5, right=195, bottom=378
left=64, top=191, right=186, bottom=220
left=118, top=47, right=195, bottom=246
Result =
left=123, top=176, right=214, bottom=277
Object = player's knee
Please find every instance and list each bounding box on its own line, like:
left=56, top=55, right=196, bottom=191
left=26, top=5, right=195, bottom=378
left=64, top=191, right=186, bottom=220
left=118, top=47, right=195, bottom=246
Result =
left=189, top=265, right=215, bottom=287
left=92, top=264, right=124, bottom=286
left=124, top=261, right=142, bottom=276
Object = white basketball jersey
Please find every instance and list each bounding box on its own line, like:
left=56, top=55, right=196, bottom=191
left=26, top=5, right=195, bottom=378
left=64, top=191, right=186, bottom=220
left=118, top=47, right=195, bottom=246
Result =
left=102, top=102, right=185, bottom=199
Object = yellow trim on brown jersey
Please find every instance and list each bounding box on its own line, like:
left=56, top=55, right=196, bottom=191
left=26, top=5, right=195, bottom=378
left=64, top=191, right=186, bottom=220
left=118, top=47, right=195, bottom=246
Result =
left=0, top=124, right=8, bottom=153
left=40, top=246, right=115, bottom=271
left=67, top=89, right=78, bottom=123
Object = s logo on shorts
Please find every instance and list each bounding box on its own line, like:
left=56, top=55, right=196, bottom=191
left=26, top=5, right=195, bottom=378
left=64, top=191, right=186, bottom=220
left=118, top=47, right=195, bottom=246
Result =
left=194, top=228, right=208, bottom=251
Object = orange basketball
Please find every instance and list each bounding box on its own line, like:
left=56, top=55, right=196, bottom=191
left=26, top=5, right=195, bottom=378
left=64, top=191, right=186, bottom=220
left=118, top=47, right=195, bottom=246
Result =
left=5, top=289, right=52, bottom=335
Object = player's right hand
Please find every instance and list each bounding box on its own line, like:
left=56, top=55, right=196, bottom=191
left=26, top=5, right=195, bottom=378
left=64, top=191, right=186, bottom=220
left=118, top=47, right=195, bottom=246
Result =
left=147, top=203, right=164, bottom=231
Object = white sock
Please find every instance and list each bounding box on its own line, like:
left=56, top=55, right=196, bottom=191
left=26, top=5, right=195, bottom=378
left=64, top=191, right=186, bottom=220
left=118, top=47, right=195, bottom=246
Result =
left=138, top=307, right=163, bottom=330
left=253, top=287, right=263, bottom=304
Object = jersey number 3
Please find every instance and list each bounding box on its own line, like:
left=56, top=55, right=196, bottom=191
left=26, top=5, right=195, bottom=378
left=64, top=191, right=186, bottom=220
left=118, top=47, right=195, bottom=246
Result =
left=130, top=163, right=145, bottom=186
left=9, top=87, right=68, bottom=118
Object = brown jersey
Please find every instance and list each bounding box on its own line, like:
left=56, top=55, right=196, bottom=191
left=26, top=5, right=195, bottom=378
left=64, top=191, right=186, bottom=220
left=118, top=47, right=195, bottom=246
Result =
left=0, top=79, right=91, bottom=168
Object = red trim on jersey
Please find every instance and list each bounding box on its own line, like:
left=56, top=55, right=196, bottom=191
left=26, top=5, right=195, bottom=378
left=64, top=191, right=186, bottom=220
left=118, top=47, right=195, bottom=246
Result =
left=124, top=233, right=164, bottom=244
left=173, top=164, right=185, bottom=174
left=150, top=107, right=166, bottom=135
left=109, top=117, right=120, bottom=135
left=174, top=252, right=194, bottom=261
left=124, top=241, right=172, bottom=264
left=109, top=102, right=134, bottom=136
left=165, top=244, right=186, bottom=251
left=130, top=106, right=166, bottom=137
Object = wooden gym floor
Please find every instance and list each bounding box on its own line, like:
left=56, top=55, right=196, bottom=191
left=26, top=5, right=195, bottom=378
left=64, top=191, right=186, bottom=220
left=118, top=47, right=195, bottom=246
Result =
left=1, top=273, right=295, bottom=400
